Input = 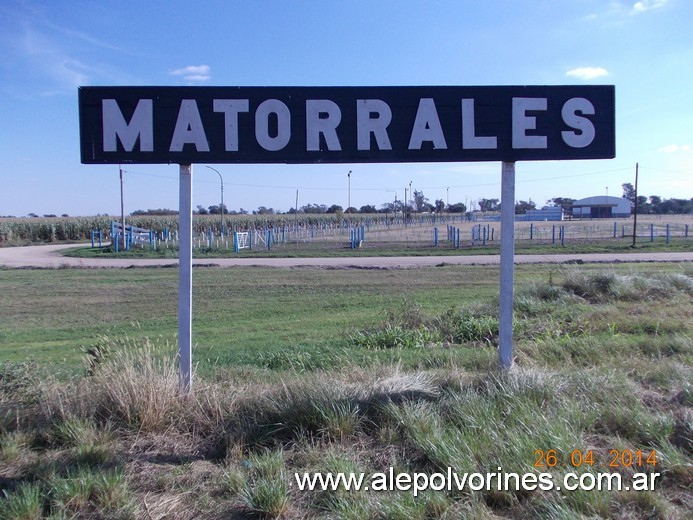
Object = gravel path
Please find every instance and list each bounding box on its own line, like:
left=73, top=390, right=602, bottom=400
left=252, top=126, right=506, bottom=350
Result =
left=1, top=244, right=691, bottom=269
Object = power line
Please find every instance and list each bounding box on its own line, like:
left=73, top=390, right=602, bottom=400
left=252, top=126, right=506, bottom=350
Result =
left=123, top=165, right=642, bottom=195
left=639, top=165, right=693, bottom=174
left=420, top=167, right=634, bottom=190
left=123, top=169, right=395, bottom=192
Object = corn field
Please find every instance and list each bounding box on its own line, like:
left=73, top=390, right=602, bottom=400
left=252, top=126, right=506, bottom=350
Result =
left=1, top=214, right=690, bottom=249
left=0, top=214, right=379, bottom=245
left=0, top=216, right=116, bottom=244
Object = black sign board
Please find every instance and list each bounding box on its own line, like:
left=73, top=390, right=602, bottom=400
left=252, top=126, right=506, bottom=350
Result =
left=79, top=85, right=614, bottom=164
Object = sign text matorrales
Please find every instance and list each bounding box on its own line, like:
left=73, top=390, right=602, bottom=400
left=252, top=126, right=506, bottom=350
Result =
left=79, top=85, right=615, bottom=164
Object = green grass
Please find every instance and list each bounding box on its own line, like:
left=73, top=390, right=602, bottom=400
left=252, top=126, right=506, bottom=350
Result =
left=0, top=264, right=681, bottom=374
left=0, top=264, right=501, bottom=374
left=0, top=482, right=44, bottom=520
left=1, top=262, right=688, bottom=375
left=0, top=263, right=691, bottom=518
left=63, top=235, right=693, bottom=259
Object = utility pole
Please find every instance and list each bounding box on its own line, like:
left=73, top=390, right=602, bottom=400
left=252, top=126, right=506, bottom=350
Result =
left=632, top=162, right=639, bottom=247
left=404, top=188, right=407, bottom=222
left=385, top=190, right=397, bottom=218
left=119, top=165, right=126, bottom=251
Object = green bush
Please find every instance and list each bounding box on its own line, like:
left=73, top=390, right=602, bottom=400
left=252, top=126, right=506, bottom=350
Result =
left=348, top=325, right=439, bottom=350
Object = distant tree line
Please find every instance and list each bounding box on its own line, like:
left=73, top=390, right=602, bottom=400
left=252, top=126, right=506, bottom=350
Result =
left=131, top=208, right=178, bottom=216
left=123, top=183, right=691, bottom=218
left=621, top=183, right=692, bottom=214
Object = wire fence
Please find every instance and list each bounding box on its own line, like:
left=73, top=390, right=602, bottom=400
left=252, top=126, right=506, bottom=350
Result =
left=99, top=215, right=692, bottom=254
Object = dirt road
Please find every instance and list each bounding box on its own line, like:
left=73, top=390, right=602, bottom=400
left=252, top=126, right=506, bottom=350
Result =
left=1, top=244, right=691, bottom=269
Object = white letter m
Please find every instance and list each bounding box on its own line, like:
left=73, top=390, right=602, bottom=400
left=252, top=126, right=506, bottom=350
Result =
left=102, top=99, right=153, bottom=152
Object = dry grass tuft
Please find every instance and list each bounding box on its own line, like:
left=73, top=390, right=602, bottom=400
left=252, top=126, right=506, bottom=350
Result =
left=29, top=339, right=241, bottom=442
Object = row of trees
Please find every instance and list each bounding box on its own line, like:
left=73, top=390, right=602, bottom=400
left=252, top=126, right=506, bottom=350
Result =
left=179, top=196, right=533, bottom=216
left=181, top=191, right=472, bottom=216
left=621, top=183, right=693, bottom=214
left=8, top=179, right=690, bottom=219
left=125, top=184, right=691, bottom=217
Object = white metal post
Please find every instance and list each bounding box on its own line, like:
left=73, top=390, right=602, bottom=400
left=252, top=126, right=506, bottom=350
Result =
left=347, top=170, right=351, bottom=230
left=499, top=161, right=515, bottom=370
left=178, top=164, right=193, bottom=391
left=119, top=166, right=126, bottom=251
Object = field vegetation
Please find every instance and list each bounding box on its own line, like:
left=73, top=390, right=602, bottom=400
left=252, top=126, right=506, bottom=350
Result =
left=0, top=214, right=295, bottom=245
left=0, top=263, right=691, bottom=518
left=2, top=214, right=691, bottom=254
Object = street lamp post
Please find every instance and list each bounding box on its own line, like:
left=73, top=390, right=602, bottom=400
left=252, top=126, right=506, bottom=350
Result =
left=205, top=166, right=224, bottom=235
left=409, top=180, right=413, bottom=213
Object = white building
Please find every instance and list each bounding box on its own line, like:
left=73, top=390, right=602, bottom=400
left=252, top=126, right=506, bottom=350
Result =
left=571, top=196, right=632, bottom=219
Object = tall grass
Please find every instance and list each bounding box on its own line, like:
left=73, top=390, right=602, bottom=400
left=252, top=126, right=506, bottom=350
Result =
left=39, top=341, right=247, bottom=438
left=0, top=267, right=690, bottom=518
left=0, top=482, right=43, bottom=520
left=2, top=349, right=690, bottom=518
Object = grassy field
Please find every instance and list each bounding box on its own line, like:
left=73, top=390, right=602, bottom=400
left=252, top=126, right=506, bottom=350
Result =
left=0, top=262, right=691, bottom=518
left=0, top=265, right=505, bottom=373
left=65, top=235, right=693, bottom=260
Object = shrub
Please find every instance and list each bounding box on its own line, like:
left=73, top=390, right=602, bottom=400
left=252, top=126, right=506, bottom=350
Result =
left=440, top=311, right=499, bottom=345
left=348, top=325, right=439, bottom=350
left=560, top=269, right=693, bottom=303
left=0, top=482, right=44, bottom=520
left=0, top=361, right=43, bottom=403
left=240, top=450, right=290, bottom=518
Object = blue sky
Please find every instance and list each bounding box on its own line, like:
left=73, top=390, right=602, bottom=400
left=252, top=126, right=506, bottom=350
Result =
left=1, top=0, right=690, bottom=216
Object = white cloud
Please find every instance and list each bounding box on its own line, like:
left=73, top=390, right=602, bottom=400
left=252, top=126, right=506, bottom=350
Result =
left=581, top=1, right=669, bottom=24
left=19, top=26, right=93, bottom=91
left=10, top=14, right=138, bottom=95
left=565, top=67, right=609, bottom=80
left=630, top=0, right=668, bottom=15
left=658, top=144, right=691, bottom=153
left=169, top=65, right=211, bottom=82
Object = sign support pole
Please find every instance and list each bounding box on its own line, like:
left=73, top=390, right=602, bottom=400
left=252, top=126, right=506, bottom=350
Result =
left=119, top=165, right=126, bottom=252
left=499, top=161, right=515, bottom=370
left=632, top=162, right=639, bottom=247
left=178, top=163, right=193, bottom=392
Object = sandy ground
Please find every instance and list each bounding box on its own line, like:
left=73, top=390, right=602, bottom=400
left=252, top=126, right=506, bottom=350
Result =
left=0, top=243, right=691, bottom=269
